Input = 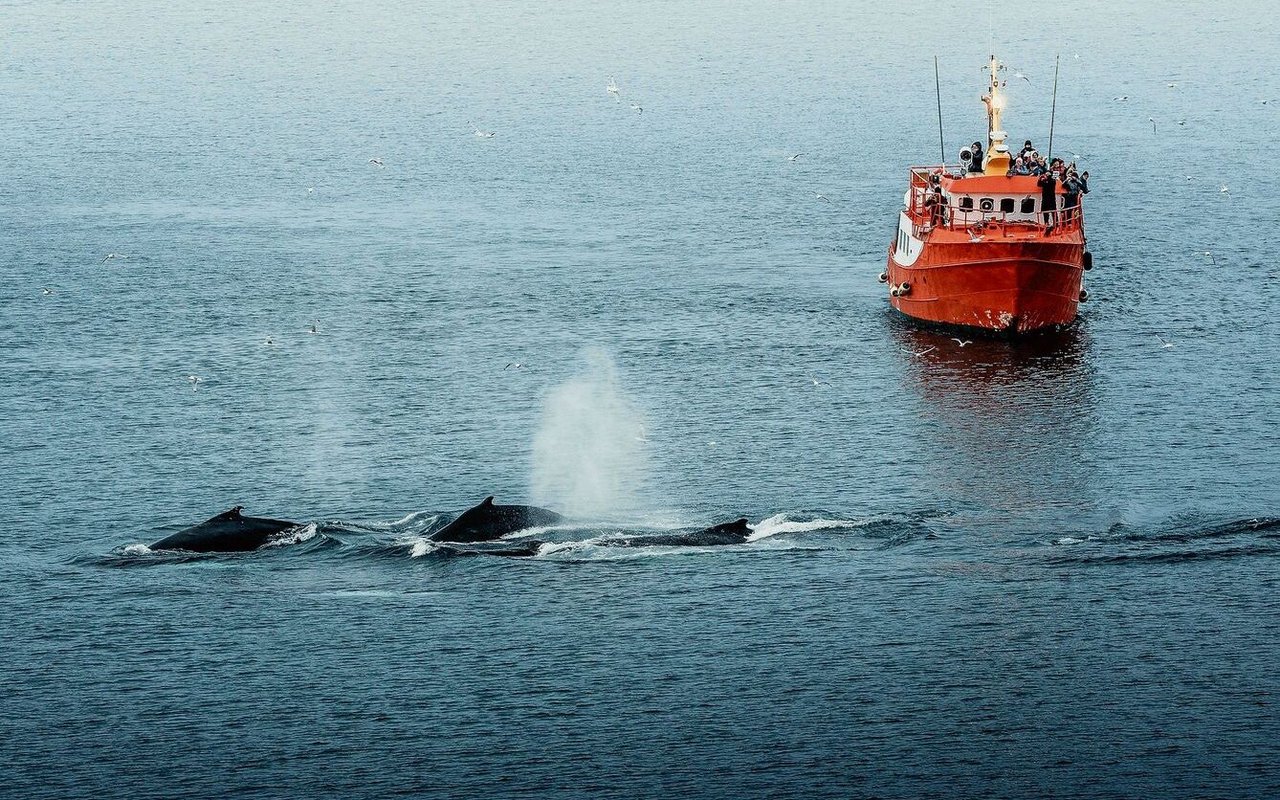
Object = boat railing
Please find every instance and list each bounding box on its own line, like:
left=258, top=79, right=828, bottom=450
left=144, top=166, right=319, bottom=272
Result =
left=906, top=166, right=1084, bottom=237
left=909, top=205, right=1084, bottom=238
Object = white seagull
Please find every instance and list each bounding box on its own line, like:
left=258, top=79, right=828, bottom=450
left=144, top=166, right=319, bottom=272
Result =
left=504, top=361, right=524, bottom=370
left=102, top=253, right=127, bottom=263
left=951, top=338, right=972, bottom=347
left=1154, top=335, right=1174, bottom=349
left=41, top=287, right=54, bottom=296
left=369, top=158, right=384, bottom=167
left=788, top=153, right=805, bottom=162
left=1204, top=251, right=1217, bottom=266
left=1149, top=117, right=1157, bottom=133
left=814, top=193, right=831, bottom=203
left=606, top=77, right=619, bottom=96
left=901, top=346, right=936, bottom=358
left=187, top=375, right=203, bottom=390
left=630, top=103, right=643, bottom=114
left=1013, top=70, right=1030, bottom=83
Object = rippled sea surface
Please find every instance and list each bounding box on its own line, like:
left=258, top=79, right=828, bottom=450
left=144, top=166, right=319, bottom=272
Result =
left=4, top=1, right=1280, bottom=798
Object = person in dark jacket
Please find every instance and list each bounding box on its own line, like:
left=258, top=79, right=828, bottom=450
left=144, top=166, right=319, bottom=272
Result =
left=968, top=141, right=985, bottom=173
left=1061, top=172, right=1082, bottom=220
left=1037, top=169, right=1058, bottom=231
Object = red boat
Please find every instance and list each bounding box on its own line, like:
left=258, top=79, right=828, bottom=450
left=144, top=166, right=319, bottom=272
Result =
left=883, top=56, right=1091, bottom=336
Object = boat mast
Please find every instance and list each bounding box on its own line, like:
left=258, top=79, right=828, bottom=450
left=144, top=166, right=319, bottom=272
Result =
left=980, top=54, right=1012, bottom=176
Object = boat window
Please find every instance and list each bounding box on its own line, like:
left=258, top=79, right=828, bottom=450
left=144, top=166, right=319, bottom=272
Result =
left=1020, top=197, right=1036, bottom=214
left=1000, top=198, right=1015, bottom=213
left=959, top=196, right=974, bottom=211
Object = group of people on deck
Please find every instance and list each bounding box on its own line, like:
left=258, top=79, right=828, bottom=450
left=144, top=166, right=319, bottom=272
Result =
left=923, top=139, right=1091, bottom=232
left=1012, top=140, right=1090, bottom=231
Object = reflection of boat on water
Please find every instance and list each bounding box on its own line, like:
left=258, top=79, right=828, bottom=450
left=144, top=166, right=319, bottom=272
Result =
left=892, top=323, right=1100, bottom=525
left=883, top=56, right=1092, bottom=337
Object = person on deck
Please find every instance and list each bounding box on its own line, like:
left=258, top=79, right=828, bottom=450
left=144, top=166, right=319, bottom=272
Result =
left=968, top=141, right=985, bottom=173
left=1037, top=168, right=1058, bottom=232
left=1061, top=171, right=1082, bottom=220
left=923, top=174, right=945, bottom=228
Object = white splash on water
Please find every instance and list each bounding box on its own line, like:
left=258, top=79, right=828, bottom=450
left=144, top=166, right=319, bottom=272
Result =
left=531, top=348, right=648, bottom=518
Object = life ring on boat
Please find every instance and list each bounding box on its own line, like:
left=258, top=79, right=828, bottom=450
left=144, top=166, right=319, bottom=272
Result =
left=1083, top=251, right=1093, bottom=271
left=878, top=271, right=889, bottom=283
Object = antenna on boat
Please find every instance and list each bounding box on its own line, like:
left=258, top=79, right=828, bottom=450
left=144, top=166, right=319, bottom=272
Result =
left=934, top=56, right=946, bottom=166
left=1047, top=54, right=1060, bottom=161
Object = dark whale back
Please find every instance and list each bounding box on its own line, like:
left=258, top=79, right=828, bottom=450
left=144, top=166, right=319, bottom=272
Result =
left=431, top=496, right=564, bottom=543
left=613, top=518, right=753, bottom=548
left=150, top=506, right=298, bottom=552
left=696, top=518, right=752, bottom=543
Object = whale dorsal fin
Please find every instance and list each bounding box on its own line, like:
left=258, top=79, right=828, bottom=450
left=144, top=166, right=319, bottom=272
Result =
left=732, top=518, right=750, bottom=531
left=481, top=496, right=495, bottom=507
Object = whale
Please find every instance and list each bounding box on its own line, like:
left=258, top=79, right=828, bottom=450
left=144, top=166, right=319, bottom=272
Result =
left=604, top=518, right=753, bottom=548
left=429, top=496, right=564, bottom=543
left=149, top=506, right=299, bottom=552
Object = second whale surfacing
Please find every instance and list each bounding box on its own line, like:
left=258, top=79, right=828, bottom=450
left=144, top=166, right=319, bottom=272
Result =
left=149, top=506, right=299, bottom=552
left=597, top=518, right=754, bottom=549
left=429, top=496, right=564, bottom=543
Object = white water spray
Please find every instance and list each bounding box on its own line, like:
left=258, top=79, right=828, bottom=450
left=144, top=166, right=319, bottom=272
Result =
left=531, top=348, right=647, bottom=518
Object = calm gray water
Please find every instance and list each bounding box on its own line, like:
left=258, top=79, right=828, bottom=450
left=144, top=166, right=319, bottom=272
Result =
left=4, top=2, right=1280, bottom=798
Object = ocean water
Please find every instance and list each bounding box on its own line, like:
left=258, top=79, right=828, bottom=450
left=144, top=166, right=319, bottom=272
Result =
left=4, top=1, right=1280, bottom=797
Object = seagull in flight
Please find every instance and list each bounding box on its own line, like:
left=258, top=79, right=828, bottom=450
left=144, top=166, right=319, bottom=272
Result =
left=473, top=128, right=496, bottom=138
left=1154, top=335, right=1174, bottom=349
left=187, top=375, right=203, bottom=391
left=1167, top=82, right=1179, bottom=88
left=1204, top=251, right=1217, bottom=266
left=788, top=153, right=805, bottom=162
left=102, top=252, right=127, bottom=263
left=1013, top=70, right=1030, bottom=83
left=504, top=361, right=524, bottom=370
left=809, top=375, right=831, bottom=387
left=1220, top=185, right=1230, bottom=194
left=951, top=338, right=972, bottom=347
left=307, top=322, right=319, bottom=334
left=1149, top=117, right=1157, bottom=133
left=1114, top=95, right=1128, bottom=102
left=606, top=77, right=619, bottom=96
left=41, top=287, right=54, bottom=296
left=263, top=336, right=275, bottom=347
left=814, top=193, right=831, bottom=203
left=629, top=103, right=643, bottom=114
left=368, top=158, right=384, bottom=167
left=306, top=186, right=315, bottom=194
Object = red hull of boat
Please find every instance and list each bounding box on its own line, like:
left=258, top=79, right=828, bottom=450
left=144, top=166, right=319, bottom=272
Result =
left=886, top=237, right=1085, bottom=335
